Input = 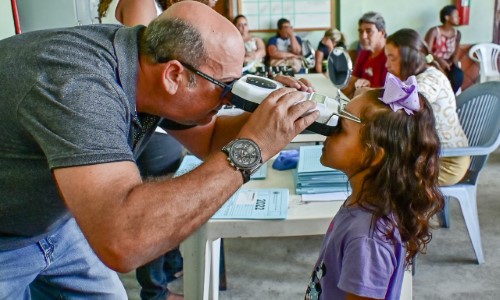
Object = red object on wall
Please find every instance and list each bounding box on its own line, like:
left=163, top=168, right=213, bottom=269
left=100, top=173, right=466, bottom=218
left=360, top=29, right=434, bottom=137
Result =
left=11, top=0, right=21, bottom=34
left=456, top=0, right=471, bottom=25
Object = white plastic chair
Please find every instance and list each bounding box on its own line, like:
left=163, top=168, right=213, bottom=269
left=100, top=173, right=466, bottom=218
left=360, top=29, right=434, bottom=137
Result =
left=468, top=43, right=500, bottom=83
left=440, top=81, right=500, bottom=264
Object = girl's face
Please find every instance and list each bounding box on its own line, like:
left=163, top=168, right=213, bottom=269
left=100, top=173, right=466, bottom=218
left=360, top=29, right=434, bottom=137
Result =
left=320, top=97, right=366, bottom=177
left=447, top=9, right=460, bottom=26
left=234, top=17, right=248, bottom=36
left=385, top=43, right=402, bottom=79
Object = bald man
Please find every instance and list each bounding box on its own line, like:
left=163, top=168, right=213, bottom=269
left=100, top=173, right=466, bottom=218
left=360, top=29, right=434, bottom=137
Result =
left=0, top=2, right=319, bottom=298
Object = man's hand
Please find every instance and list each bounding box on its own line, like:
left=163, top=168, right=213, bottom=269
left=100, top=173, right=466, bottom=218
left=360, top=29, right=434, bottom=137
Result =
left=274, top=75, right=314, bottom=93
left=285, top=27, right=295, bottom=38
left=354, top=78, right=371, bottom=89
left=237, top=88, right=319, bottom=161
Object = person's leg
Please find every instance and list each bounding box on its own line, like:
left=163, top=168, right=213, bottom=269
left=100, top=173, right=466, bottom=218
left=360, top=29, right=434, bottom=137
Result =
left=447, top=64, right=464, bottom=94
left=136, top=132, right=184, bottom=177
left=439, top=155, right=471, bottom=186
left=136, top=256, right=170, bottom=300
left=163, top=247, right=183, bottom=281
left=0, top=239, right=47, bottom=299
left=29, top=218, right=127, bottom=299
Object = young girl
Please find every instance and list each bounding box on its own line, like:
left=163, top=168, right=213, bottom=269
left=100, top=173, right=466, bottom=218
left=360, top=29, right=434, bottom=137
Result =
left=305, top=77, right=444, bottom=300
left=424, top=5, right=464, bottom=93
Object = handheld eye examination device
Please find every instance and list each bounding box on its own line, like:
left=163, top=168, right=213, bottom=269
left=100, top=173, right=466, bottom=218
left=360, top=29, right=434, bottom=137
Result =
left=229, top=47, right=353, bottom=136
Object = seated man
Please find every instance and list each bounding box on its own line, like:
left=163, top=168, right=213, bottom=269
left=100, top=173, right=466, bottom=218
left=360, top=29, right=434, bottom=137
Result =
left=267, top=18, right=303, bottom=73
left=342, top=11, right=388, bottom=98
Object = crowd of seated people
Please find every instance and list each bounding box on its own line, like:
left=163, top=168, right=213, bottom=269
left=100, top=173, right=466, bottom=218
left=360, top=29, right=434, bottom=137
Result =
left=231, top=8, right=471, bottom=186
left=234, top=5, right=465, bottom=99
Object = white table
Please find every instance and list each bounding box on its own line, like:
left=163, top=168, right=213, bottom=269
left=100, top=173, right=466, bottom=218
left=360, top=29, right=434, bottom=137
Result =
left=296, top=73, right=337, bottom=97
left=181, top=161, right=413, bottom=300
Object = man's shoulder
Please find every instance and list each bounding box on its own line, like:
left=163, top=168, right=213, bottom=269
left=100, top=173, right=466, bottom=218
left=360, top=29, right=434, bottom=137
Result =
left=267, top=35, right=280, bottom=45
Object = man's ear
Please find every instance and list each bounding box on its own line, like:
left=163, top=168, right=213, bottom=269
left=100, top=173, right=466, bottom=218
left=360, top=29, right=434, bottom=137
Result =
left=161, top=60, right=183, bottom=95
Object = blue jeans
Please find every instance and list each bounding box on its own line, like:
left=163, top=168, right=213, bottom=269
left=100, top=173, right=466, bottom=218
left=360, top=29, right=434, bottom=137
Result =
left=0, top=218, right=127, bottom=299
left=136, top=248, right=183, bottom=300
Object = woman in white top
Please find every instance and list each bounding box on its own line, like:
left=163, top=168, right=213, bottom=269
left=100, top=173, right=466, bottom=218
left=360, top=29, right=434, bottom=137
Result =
left=233, top=14, right=266, bottom=67
left=385, top=28, right=469, bottom=186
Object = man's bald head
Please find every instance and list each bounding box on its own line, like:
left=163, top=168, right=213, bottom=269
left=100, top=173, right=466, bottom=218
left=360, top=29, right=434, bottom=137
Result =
left=142, top=1, right=244, bottom=70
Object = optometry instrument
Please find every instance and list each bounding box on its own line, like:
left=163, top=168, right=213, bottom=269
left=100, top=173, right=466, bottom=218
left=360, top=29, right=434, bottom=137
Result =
left=230, top=47, right=360, bottom=136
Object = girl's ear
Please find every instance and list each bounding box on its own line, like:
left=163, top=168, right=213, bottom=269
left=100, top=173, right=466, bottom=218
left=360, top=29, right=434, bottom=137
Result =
left=161, top=60, right=183, bottom=95
left=370, top=147, right=385, bottom=167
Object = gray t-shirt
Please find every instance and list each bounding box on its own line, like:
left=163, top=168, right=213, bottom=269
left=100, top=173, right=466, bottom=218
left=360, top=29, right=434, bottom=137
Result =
left=0, top=24, right=160, bottom=250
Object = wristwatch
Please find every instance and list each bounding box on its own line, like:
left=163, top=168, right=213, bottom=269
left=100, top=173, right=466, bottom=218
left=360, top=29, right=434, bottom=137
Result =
left=222, top=138, right=263, bottom=183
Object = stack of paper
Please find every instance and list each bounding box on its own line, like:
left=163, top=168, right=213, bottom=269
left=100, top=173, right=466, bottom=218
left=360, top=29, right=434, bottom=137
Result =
left=295, top=145, right=351, bottom=195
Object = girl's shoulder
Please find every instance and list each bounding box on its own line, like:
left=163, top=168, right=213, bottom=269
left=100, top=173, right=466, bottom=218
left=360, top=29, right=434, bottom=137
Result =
left=336, top=206, right=397, bottom=241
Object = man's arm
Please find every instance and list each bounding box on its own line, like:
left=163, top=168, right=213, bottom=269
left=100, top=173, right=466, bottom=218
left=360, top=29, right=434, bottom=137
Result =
left=288, top=34, right=302, bottom=55
left=168, top=76, right=314, bottom=158
left=167, top=112, right=251, bottom=158
left=54, top=88, right=319, bottom=273
left=340, top=75, right=359, bottom=99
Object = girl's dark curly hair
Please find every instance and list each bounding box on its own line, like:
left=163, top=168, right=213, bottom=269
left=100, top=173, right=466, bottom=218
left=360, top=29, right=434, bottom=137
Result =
left=355, top=89, right=444, bottom=266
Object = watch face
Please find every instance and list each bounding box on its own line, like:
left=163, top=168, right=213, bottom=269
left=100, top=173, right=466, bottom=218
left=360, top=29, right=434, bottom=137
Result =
left=229, top=139, right=261, bottom=168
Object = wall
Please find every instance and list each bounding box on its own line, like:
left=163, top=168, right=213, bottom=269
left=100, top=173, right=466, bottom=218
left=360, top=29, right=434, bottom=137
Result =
left=338, top=0, right=495, bottom=49
left=0, top=1, right=16, bottom=40
left=240, top=0, right=495, bottom=50
left=15, top=0, right=100, bottom=33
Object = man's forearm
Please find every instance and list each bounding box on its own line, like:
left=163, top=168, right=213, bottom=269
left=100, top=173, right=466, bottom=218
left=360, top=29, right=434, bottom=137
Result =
left=59, top=154, right=244, bottom=273
left=289, top=36, right=302, bottom=55
left=208, top=113, right=251, bottom=154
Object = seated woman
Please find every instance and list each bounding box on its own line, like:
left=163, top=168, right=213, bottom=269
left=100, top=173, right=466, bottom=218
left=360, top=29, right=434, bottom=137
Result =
left=315, top=28, right=346, bottom=73
left=233, top=15, right=266, bottom=68
left=385, top=28, right=470, bottom=186
left=424, top=5, right=464, bottom=94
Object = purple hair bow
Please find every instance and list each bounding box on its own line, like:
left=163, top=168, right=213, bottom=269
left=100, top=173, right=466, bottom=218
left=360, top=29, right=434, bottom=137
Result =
left=380, top=73, right=420, bottom=115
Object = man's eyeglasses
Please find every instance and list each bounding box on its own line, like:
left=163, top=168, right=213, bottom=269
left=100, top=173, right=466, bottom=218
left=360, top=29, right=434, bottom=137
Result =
left=157, top=57, right=236, bottom=99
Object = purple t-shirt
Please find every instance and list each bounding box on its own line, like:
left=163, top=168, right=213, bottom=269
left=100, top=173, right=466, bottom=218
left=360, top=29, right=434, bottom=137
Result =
left=305, top=206, right=406, bottom=300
